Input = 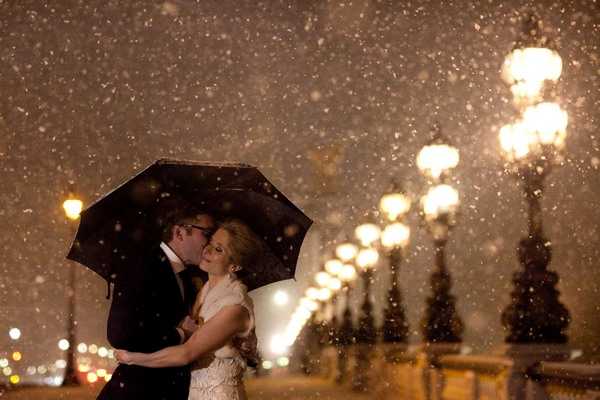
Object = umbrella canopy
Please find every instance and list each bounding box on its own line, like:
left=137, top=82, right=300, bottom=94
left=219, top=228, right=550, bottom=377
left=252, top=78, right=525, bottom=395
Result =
left=67, top=159, right=313, bottom=291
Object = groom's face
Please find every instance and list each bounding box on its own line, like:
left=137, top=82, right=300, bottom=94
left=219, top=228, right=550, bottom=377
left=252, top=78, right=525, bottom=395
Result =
left=177, top=214, right=215, bottom=265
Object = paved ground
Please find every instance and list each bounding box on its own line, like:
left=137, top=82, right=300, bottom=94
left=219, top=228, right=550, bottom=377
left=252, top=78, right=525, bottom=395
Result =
left=0, top=375, right=370, bottom=400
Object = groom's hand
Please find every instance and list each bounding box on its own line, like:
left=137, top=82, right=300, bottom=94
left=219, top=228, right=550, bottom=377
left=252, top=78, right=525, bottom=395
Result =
left=233, top=330, right=258, bottom=366
left=115, top=349, right=134, bottom=365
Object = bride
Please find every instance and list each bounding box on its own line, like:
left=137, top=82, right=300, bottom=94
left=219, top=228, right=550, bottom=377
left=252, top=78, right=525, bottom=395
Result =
left=116, top=219, right=261, bottom=399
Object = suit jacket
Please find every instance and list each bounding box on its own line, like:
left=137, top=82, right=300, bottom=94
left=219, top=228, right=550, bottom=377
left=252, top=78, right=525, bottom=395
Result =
left=97, top=246, right=197, bottom=400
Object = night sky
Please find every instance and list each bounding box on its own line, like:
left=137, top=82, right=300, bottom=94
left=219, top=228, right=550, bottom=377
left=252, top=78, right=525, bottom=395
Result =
left=1, top=0, right=600, bottom=375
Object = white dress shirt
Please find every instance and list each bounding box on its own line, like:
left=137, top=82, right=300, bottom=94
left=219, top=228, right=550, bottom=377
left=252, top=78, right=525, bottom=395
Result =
left=159, top=242, right=187, bottom=300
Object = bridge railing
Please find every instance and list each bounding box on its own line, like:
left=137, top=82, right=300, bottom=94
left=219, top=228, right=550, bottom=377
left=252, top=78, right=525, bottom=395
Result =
left=304, top=344, right=600, bottom=400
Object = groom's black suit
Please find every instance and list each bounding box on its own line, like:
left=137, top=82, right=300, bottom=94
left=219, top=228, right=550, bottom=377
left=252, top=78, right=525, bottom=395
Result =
left=97, top=246, right=198, bottom=400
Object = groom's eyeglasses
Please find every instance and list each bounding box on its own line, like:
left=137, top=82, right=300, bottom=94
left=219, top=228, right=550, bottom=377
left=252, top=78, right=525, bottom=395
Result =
left=182, top=224, right=214, bottom=238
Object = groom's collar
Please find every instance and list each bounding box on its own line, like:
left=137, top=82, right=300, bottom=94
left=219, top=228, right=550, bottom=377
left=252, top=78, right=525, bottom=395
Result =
left=159, top=242, right=185, bottom=274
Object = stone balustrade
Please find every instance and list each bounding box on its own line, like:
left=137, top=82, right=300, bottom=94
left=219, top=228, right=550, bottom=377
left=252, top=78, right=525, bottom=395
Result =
left=303, top=343, right=600, bottom=400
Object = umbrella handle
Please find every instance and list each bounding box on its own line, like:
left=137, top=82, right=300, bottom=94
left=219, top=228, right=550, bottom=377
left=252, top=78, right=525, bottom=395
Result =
left=106, top=280, right=112, bottom=300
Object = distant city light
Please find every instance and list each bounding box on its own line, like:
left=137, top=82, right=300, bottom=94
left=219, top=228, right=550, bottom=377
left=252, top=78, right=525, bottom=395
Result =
left=77, top=343, right=88, bottom=353
left=270, top=334, right=288, bottom=355
left=276, top=356, right=290, bottom=367
left=273, top=290, right=289, bottom=306
left=0, top=358, right=8, bottom=368
left=261, top=360, right=273, bottom=370
left=88, top=344, right=98, bottom=354
left=78, top=364, right=91, bottom=373
left=63, top=199, right=83, bottom=220
left=87, top=372, right=98, bottom=383
left=12, top=352, right=22, bottom=362
left=96, top=368, right=107, bottom=378
left=9, top=374, right=20, bottom=384
left=58, top=339, right=70, bottom=351
left=37, top=366, right=47, bottom=374
left=8, top=328, right=21, bottom=340
left=55, top=359, right=67, bottom=369
left=98, top=347, right=108, bottom=358
left=3, top=367, right=12, bottom=376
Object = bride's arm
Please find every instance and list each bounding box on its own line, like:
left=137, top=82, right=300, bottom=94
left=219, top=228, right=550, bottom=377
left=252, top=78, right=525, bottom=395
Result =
left=117, top=305, right=249, bottom=368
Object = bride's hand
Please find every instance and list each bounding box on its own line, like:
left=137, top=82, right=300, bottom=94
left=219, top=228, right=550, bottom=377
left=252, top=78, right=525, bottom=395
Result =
left=179, top=316, right=202, bottom=340
left=115, top=349, right=134, bottom=365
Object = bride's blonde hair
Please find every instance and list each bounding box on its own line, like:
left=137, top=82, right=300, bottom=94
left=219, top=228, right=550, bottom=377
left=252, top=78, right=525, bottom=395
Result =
left=191, top=219, right=263, bottom=320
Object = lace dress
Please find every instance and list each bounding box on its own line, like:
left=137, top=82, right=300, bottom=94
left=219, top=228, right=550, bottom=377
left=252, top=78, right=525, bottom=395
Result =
left=188, top=274, right=255, bottom=400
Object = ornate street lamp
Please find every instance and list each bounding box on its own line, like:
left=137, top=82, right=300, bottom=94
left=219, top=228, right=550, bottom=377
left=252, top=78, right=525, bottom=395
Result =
left=417, top=127, right=464, bottom=343
left=353, top=240, right=379, bottom=344
left=333, top=260, right=357, bottom=384
left=62, top=187, right=83, bottom=386
left=499, top=14, right=570, bottom=344
left=379, top=181, right=411, bottom=343
left=501, top=14, right=562, bottom=108
left=337, top=261, right=358, bottom=346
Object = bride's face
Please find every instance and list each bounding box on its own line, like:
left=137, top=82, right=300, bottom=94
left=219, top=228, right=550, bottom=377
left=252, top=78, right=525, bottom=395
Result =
left=199, top=228, right=236, bottom=276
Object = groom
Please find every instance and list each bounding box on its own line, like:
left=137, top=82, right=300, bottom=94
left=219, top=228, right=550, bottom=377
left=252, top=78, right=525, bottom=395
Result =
left=97, top=209, right=215, bottom=400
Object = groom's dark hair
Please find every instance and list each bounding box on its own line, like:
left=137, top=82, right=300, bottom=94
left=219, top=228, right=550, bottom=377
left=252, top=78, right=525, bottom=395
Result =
left=159, top=205, right=214, bottom=243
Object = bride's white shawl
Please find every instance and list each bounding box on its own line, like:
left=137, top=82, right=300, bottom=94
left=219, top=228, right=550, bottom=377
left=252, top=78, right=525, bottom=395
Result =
left=197, top=274, right=255, bottom=358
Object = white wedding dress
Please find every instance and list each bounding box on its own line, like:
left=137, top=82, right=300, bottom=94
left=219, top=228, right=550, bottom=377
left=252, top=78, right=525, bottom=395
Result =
left=188, top=274, right=255, bottom=400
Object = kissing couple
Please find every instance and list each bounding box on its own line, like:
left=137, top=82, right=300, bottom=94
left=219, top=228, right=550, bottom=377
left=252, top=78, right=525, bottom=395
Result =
left=97, top=209, right=262, bottom=400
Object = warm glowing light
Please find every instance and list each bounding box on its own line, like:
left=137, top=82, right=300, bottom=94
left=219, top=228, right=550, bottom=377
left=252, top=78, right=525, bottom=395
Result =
left=276, top=356, right=290, bottom=367
left=522, top=102, right=568, bottom=146
left=327, top=277, right=342, bottom=291
left=273, top=290, right=289, bottom=306
left=270, top=334, right=288, bottom=355
left=339, top=264, right=357, bottom=282
left=0, top=359, right=8, bottom=368
left=499, top=102, right=568, bottom=162
left=58, top=339, right=70, bottom=351
left=355, top=222, right=381, bottom=247
left=380, top=192, right=411, bottom=221
left=356, top=247, right=379, bottom=270
left=299, top=298, right=319, bottom=312
left=55, top=359, right=67, bottom=369
left=87, top=372, right=98, bottom=383
left=63, top=199, right=83, bottom=220
left=88, top=344, right=98, bottom=354
left=317, top=287, right=332, bottom=301
left=8, top=328, right=21, bottom=340
left=104, top=373, right=112, bottom=382
left=381, top=222, right=410, bottom=249
left=422, top=185, right=459, bottom=218
left=502, top=47, right=562, bottom=103
left=78, top=364, right=91, bottom=373
left=335, top=242, right=358, bottom=262
left=96, top=369, right=107, bottom=378
left=417, top=143, right=459, bottom=180
left=9, top=374, right=20, bottom=384
left=98, top=347, right=108, bottom=358
left=324, top=259, right=343, bottom=276
left=315, top=271, right=331, bottom=287
left=12, top=352, right=22, bottom=362
left=3, top=367, right=12, bottom=376
left=77, top=343, right=88, bottom=354
left=262, top=360, right=273, bottom=370
left=305, top=287, right=320, bottom=301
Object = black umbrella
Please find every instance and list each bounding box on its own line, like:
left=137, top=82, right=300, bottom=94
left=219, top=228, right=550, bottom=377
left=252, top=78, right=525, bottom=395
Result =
left=66, top=159, right=313, bottom=291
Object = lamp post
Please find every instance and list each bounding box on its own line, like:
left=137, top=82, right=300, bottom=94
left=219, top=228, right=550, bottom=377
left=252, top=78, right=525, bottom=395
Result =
left=417, top=126, right=463, bottom=343
left=354, top=221, right=381, bottom=344
left=327, top=258, right=357, bottom=383
left=352, top=226, right=379, bottom=392
left=62, top=188, right=83, bottom=386
left=499, top=14, right=570, bottom=343
left=379, top=181, right=411, bottom=343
